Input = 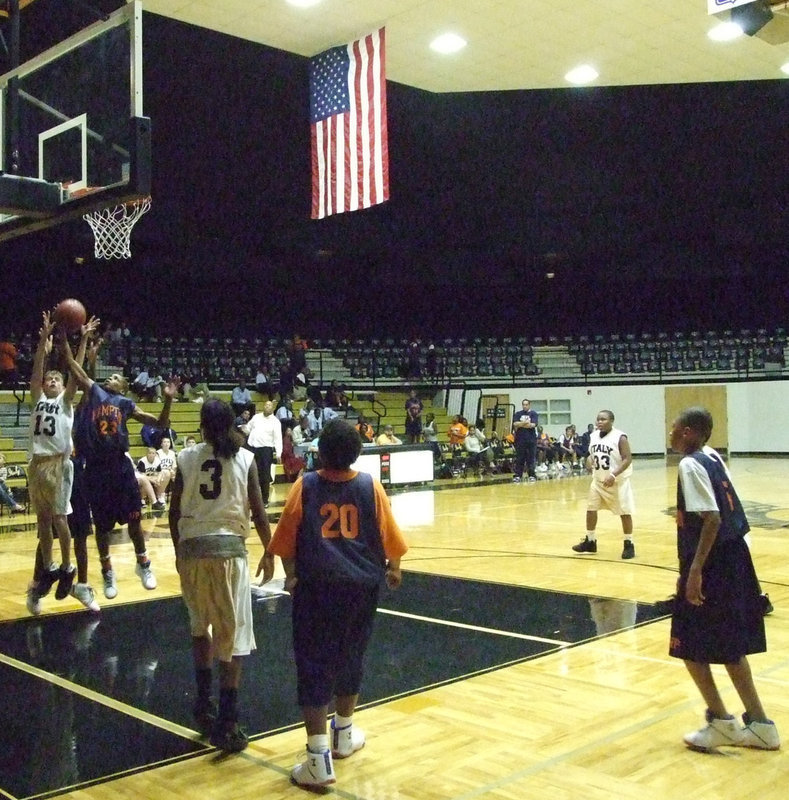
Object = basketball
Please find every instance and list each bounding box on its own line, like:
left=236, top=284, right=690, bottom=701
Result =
left=53, top=298, right=87, bottom=332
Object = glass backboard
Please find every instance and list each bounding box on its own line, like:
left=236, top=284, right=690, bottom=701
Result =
left=0, top=1, right=150, bottom=241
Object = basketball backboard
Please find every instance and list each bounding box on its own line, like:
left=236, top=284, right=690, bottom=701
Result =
left=0, top=1, right=150, bottom=241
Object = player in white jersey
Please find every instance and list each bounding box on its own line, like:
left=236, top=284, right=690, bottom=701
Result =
left=169, top=399, right=274, bottom=753
left=26, top=311, right=99, bottom=615
left=572, top=409, right=635, bottom=559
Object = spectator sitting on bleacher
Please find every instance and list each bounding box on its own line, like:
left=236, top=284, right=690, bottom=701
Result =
left=136, top=448, right=168, bottom=510
left=255, top=363, right=275, bottom=401
left=376, top=425, right=402, bottom=446
left=276, top=395, right=295, bottom=430
left=465, top=424, right=492, bottom=475
left=556, top=426, right=577, bottom=471
left=536, top=426, right=555, bottom=468
left=132, top=367, right=164, bottom=402
left=324, top=380, right=350, bottom=409
left=0, top=453, right=25, bottom=513
left=576, top=423, right=594, bottom=467
left=126, top=452, right=158, bottom=508
left=156, top=436, right=178, bottom=487
left=292, top=415, right=313, bottom=446
left=448, top=415, right=469, bottom=447
left=235, top=408, right=251, bottom=433
left=231, top=378, right=253, bottom=417
left=356, top=413, right=375, bottom=443
left=422, top=412, right=440, bottom=460
left=307, top=402, right=337, bottom=437
left=0, top=339, right=19, bottom=388
left=184, top=375, right=211, bottom=404
left=281, top=418, right=306, bottom=482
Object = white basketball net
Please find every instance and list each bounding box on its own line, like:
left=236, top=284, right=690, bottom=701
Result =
left=83, top=197, right=152, bottom=259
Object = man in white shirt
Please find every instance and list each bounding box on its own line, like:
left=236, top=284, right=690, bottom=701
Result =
left=242, top=400, right=282, bottom=507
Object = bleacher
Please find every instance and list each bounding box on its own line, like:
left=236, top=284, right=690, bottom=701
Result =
left=4, top=326, right=787, bottom=392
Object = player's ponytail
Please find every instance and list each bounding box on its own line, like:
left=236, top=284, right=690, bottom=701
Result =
left=200, top=399, right=242, bottom=459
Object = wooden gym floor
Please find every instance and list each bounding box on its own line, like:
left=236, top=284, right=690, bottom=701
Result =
left=1, top=457, right=787, bottom=800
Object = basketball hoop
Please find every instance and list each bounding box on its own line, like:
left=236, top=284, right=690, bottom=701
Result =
left=83, top=196, right=151, bottom=259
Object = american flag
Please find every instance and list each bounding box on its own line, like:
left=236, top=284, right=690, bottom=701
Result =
left=309, top=28, right=389, bottom=219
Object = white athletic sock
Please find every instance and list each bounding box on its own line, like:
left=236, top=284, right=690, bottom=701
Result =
left=334, top=713, right=353, bottom=729
left=308, top=734, right=330, bottom=752
left=586, top=531, right=597, bottom=541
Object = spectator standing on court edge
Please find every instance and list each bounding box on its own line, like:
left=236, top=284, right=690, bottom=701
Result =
left=404, top=389, right=423, bottom=444
left=242, top=400, right=282, bottom=508
left=268, top=419, right=408, bottom=789
left=511, top=398, right=538, bottom=483
left=668, top=406, right=779, bottom=752
left=572, top=409, right=635, bottom=559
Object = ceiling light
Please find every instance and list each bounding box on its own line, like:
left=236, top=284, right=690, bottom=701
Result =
left=708, top=22, right=744, bottom=41
left=286, top=0, right=322, bottom=8
left=564, top=65, right=598, bottom=85
left=781, top=62, right=789, bottom=76
left=429, top=33, right=467, bottom=54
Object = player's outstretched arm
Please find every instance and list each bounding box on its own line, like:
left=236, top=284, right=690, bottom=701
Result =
left=30, top=310, right=55, bottom=402
left=66, top=316, right=100, bottom=402
left=59, top=328, right=94, bottom=393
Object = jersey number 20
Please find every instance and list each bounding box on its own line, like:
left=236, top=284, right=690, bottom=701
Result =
left=320, top=503, right=359, bottom=539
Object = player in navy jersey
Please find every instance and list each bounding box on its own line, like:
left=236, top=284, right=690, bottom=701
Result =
left=270, top=419, right=408, bottom=789
left=669, top=407, right=779, bottom=753
left=60, top=336, right=180, bottom=600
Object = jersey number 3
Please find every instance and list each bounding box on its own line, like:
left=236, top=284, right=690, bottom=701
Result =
left=320, top=503, right=359, bottom=539
left=200, top=459, right=222, bottom=499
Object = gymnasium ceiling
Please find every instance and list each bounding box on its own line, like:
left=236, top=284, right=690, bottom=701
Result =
left=141, top=0, right=789, bottom=92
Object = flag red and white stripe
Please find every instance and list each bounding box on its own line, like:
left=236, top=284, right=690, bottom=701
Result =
left=309, top=28, right=389, bottom=219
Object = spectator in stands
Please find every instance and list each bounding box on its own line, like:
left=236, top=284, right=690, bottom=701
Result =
left=488, top=430, right=505, bottom=471
left=0, top=338, right=19, bottom=388
left=278, top=365, right=295, bottom=400
left=288, top=334, right=308, bottom=374
left=324, top=380, right=348, bottom=409
left=127, top=452, right=158, bottom=508
left=183, top=435, right=197, bottom=449
left=300, top=398, right=316, bottom=420
left=307, top=402, right=338, bottom=437
left=422, top=412, right=439, bottom=459
left=255, top=363, right=275, bottom=401
left=156, top=436, right=178, bottom=499
left=556, top=426, right=577, bottom=471
left=425, top=343, right=438, bottom=378
left=281, top=418, right=306, bottom=482
left=293, top=367, right=311, bottom=402
left=292, top=415, right=313, bottom=446
left=465, top=424, right=492, bottom=475
left=406, top=340, right=421, bottom=379
left=355, top=414, right=375, bottom=443
left=231, top=379, right=253, bottom=417
left=404, top=389, right=423, bottom=444
left=0, top=453, right=25, bottom=513
left=136, top=448, right=168, bottom=511
left=276, top=395, right=295, bottom=431
left=535, top=426, right=555, bottom=474
left=376, top=424, right=402, bottom=446
left=235, top=408, right=251, bottom=433
left=182, top=373, right=211, bottom=404
left=577, top=423, right=594, bottom=468
left=132, top=368, right=164, bottom=402
left=448, top=415, right=469, bottom=447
